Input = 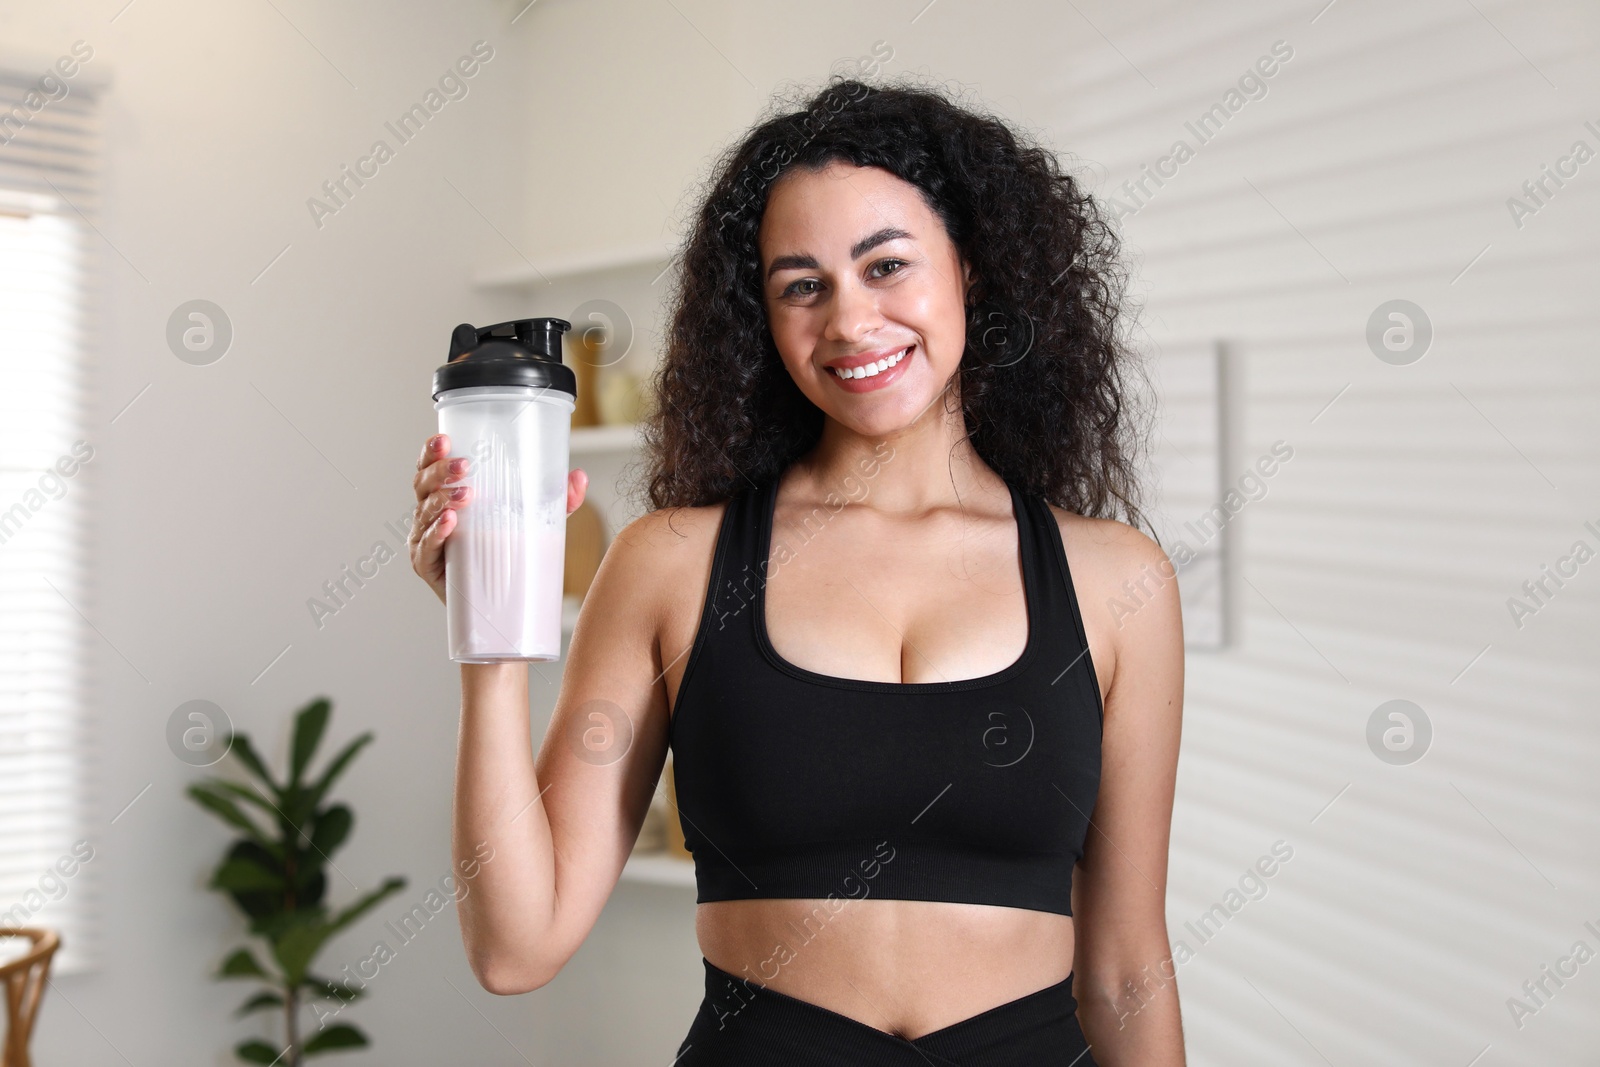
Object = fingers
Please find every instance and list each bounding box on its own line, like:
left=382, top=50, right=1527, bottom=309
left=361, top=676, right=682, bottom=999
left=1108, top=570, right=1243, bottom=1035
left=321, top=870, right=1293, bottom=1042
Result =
left=420, top=499, right=457, bottom=549
left=414, top=437, right=467, bottom=502
left=414, top=503, right=456, bottom=604
left=410, top=434, right=470, bottom=560
left=413, top=477, right=471, bottom=548
left=418, top=432, right=449, bottom=471
left=567, top=468, right=588, bottom=516
left=412, top=433, right=466, bottom=603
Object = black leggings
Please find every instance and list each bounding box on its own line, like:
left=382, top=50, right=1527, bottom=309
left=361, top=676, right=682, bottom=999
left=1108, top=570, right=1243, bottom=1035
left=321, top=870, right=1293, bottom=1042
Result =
left=673, top=957, right=1099, bottom=1066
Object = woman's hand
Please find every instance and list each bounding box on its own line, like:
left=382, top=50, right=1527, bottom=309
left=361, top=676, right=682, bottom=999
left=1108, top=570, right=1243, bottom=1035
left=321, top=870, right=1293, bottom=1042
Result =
left=409, top=433, right=589, bottom=605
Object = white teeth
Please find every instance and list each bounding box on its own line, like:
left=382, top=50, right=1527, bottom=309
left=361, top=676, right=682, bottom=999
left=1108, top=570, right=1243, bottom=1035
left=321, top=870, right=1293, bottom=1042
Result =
left=833, top=346, right=909, bottom=380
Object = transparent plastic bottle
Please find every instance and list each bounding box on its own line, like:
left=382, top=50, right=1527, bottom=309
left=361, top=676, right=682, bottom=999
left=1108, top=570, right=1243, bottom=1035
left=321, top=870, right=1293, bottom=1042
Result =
left=432, top=318, right=575, bottom=662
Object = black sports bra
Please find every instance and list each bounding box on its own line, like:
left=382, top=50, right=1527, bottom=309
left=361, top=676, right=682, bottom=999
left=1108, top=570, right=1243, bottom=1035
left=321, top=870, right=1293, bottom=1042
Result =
left=666, top=474, right=1104, bottom=917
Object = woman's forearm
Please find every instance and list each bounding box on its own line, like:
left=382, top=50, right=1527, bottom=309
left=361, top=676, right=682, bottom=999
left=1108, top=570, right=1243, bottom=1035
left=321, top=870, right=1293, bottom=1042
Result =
left=1077, top=951, right=1187, bottom=1066
left=451, top=660, right=558, bottom=994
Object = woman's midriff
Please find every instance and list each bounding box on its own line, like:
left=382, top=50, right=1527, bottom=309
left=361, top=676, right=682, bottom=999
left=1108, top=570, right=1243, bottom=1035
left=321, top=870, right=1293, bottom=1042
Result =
left=695, top=897, right=1077, bottom=1040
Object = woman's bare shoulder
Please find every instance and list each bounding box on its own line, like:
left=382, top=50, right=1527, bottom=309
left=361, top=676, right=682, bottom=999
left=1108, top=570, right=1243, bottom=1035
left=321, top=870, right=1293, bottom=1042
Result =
left=607, top=499, right=730, bottom=562
left=1042, top=502, right=1183, bottom=697
left=595, top=499, right=732, bottom=619
left=1041, top=502, right=1172, bottom=580
left=592, top=501, right=731, bottom=687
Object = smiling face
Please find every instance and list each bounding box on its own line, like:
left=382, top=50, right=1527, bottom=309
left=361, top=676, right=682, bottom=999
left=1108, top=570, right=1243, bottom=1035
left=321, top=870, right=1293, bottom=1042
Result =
left=757, top=160, right=974, bottom=437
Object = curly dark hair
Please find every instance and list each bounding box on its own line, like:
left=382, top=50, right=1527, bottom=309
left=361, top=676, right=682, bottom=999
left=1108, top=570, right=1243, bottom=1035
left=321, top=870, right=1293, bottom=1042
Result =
left=626, top=73, right=1150, bottom=531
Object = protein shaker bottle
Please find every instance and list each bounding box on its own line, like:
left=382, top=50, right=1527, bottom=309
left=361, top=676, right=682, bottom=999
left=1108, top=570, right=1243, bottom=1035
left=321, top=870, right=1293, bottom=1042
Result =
left=432, top=318, right=575, bottom=663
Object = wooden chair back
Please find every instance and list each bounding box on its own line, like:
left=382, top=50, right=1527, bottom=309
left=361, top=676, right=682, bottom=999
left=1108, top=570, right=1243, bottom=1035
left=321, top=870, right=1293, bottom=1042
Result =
left=0, top=928, right=59, bottom=1067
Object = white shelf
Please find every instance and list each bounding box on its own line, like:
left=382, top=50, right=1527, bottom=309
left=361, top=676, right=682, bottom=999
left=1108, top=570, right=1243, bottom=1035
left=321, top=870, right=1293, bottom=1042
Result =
left=570, top=422, right=643, bottom=457
left=473, top=242, right=679, bottom=290
left=621, top=851, right=696, bottom=888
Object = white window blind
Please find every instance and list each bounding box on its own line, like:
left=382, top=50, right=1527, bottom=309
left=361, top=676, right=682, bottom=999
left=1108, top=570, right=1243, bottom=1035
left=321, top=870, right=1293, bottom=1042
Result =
left=0, top=61, right=102, bottom=976
left=1144, top=341, right=1228, bottom=649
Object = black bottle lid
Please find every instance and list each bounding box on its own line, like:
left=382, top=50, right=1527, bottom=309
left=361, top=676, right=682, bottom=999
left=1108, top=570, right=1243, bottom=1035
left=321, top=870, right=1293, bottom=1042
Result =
left=432, top=318, right=576, bottom=400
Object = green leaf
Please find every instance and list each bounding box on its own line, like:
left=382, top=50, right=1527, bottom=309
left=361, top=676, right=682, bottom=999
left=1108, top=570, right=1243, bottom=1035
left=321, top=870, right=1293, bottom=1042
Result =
left=277, top=784, right=316, bottom=837
left=309, top=805, right=353, bottom=858
left=211, top=856, right=287, bottom=893
left=290, top=697, right=332, bottom=787
left=226, top=732, right=278, bottom=792
left=208, top=779, right=285, bottom=820
left=218, top=946, right=273, bottom=980
left=235, top=1039, right=285, bottom=1064
left=267, top=906, right=338, bottom=987
left=326, top=875, right=407, bottom=940
left=221, top=840, right=294, bottom=921
left=234, top=990, right=285, bottom=1016
left=188, top=785, right=272, bottom=847
left=271, top=877, right=405, bottom=986
left=289, top=851, right=329, bottom=892
left=305, top=733, right=372, bottom=811
left=303, top=1024, right=368, bottom=1055
left=252, top=904, right=327, bottom=944
left=305, top=974, right=365, bottom=1004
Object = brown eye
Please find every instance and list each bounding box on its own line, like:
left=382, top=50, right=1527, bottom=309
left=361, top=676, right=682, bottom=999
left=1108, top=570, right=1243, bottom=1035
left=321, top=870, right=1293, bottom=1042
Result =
left=871, top=258, right=907, bottom=278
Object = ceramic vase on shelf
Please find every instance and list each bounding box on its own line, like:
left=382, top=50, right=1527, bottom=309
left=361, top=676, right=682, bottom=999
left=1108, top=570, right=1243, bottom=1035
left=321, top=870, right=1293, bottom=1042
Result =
left=598, top=367, right=647, bottom=426
left=567, top=320, right=604, bottom=429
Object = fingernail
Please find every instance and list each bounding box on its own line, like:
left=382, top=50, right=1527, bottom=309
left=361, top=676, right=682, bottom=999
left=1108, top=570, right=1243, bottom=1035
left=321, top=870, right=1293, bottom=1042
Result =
left=449, top=458, right=466, bottom=475
left=449, top=486, right=466, bottom=500
left=431, top=435, right=445, bottom=451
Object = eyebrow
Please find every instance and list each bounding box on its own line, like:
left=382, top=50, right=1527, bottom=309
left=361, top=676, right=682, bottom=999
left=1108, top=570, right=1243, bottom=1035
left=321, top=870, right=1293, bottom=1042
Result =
left=764, top=226, right=914, bottom=281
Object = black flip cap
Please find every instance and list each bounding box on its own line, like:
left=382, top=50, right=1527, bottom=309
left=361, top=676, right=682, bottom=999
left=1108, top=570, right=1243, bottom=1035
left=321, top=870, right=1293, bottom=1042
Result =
left=433, top=318, right=577, bottom=400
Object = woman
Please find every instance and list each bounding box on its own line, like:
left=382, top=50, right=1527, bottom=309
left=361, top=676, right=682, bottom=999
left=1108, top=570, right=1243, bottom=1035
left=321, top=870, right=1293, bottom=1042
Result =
left=411, top=76, right=1185, bottom=1065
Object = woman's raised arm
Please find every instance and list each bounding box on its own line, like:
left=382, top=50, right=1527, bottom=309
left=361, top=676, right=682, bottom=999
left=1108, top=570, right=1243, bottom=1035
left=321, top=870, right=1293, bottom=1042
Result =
left=410, top=432, right=679, bottom=994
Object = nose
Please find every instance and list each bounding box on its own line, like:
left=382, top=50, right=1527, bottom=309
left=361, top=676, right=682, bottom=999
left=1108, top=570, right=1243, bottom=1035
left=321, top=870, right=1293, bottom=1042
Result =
left=822, top=276, right=885, bottom=346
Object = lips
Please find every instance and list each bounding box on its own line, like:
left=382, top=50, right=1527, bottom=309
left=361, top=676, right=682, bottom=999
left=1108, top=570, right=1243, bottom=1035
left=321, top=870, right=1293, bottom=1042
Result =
left=827, top=344, right=913, bottom=379
left=825, top=344, right=915, bottom=393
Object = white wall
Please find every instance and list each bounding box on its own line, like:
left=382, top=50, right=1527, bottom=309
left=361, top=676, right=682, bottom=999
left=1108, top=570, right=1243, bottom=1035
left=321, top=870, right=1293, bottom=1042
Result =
left=4, top=0, right=1598, bottom=1063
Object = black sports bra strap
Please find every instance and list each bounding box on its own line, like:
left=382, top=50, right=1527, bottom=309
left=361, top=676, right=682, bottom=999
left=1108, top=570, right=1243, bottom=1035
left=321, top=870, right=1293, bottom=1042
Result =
left=700, top=481, right=766, bottom=639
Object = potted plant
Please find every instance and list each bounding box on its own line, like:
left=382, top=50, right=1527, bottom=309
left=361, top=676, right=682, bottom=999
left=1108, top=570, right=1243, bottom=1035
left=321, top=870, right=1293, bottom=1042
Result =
left=187, top=696, right=407, bottom=1065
